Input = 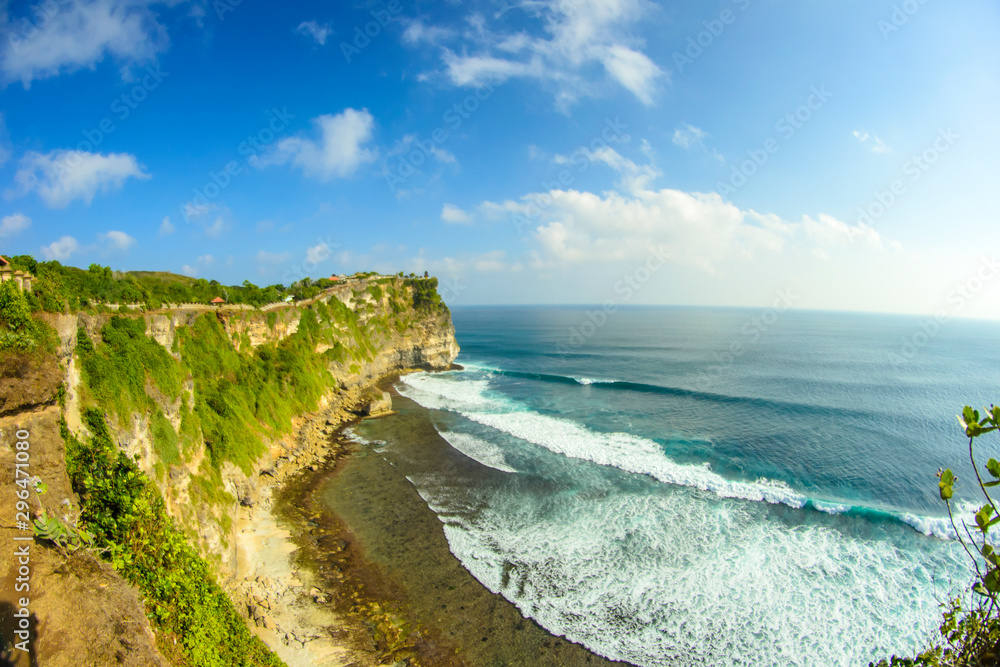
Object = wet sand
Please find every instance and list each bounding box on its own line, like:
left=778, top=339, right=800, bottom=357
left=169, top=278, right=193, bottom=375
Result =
left=276, top=383, right=633, bottom=667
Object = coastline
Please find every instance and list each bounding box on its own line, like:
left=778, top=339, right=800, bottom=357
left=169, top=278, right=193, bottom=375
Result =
left=264, top=374, right=635, bottom=667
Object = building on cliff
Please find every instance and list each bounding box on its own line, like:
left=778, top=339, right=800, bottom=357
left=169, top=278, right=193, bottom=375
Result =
left=0, top=255, right=33, bottom=292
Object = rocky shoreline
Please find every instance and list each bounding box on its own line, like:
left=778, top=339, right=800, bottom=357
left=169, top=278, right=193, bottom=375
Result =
left=221, top=374, right=428, bottom=667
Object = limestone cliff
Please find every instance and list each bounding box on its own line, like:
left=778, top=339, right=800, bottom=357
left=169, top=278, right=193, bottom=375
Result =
left=3, top=275, right=458, bottom=666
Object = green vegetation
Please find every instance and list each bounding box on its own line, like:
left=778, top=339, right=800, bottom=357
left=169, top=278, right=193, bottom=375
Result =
left=63, top=410, right=285, bottom=667
left=76, top=318, right=183, bottom=422
left=0, top=278, right=48, bottom=351
left=177, top=310, right=335, bottom=472
left=404, top=276, right=448, bottom=312
left=3, top=255, right=343, bottom=312
left=875, top=405, right=1000, bottom=666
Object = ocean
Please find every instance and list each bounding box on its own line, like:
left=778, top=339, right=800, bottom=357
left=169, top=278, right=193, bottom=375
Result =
left=353, top=306, right=1000, bottom=666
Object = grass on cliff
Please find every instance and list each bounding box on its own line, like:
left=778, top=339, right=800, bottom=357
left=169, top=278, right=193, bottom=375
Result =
left=63, top=409, right=285, bottom=667
left=177, top=310, right=337, bottom=472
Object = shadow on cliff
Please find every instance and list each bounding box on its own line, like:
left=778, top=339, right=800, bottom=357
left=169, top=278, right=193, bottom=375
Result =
left=0, top=600, right=40, bottom=667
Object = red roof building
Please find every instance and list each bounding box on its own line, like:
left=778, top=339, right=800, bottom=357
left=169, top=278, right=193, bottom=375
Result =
left=211, top=297, right=225, bottom=304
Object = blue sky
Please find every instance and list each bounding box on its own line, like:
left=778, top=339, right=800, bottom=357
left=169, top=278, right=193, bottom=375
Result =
left=1, top=0, right=998, bottom=317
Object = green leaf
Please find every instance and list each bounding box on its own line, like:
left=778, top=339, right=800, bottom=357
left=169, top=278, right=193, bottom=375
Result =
left=988, top=459, right=1000, bottom=479
left=940, top=468, right=955, bottom=485
left=964, top=406, right=980, bottom=425
left=939, top=482, right=953, bottom=500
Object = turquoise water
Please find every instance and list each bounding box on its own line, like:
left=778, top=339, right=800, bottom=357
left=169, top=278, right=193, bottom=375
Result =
left=371, top=307, right=1000, bottom=665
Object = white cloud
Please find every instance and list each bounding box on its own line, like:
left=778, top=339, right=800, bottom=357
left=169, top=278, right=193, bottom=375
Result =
left=159, top=215, right=174, bottom=235
left=479, top=144, right=891, bottom=275
left=672, top=124, right=724, bottom=163
left=99, top=229, right=136, bottom=251
left=853, top=130, right=891, bottom=154
left=254, top=108, right=377, bottom=180
left=406, top=249, right=522, bottom=276
left=0, top=212, right=31, bottom=237
left=1, top=0, right=170, bottom=87
left=305, top=243, right=331, bottom=264
left=296, top=20, right=331, bottom=46
left=673, top=124, right=708, bottom=150
left=801, top=213, right=883, bottom=249
left=401, top=20, right=453, bottom=45
left=11, top=149, right=149, bottom=208
left=410, top=0, right=663, bottom=108
left=600, top=45, right=660, bottom=106
left=257, top=250, right=291, bottom=264
left=441, top=203, right=472, bottom=224
left=181, top=264, right=198, bottom=277
left=205, top=217, right=227, bottom=238
left=41, top=235, right=79, bottom=261
left=388, top=134, right=456, bottom=165
left=197, top=254, right=214, bottom=265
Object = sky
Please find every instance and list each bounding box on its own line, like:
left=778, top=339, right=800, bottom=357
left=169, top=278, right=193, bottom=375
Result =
left=0, top=0, right=998, bottom=318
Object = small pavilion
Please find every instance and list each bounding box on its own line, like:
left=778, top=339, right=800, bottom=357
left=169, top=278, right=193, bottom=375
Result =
left=0, top=256, right=33, bottom=292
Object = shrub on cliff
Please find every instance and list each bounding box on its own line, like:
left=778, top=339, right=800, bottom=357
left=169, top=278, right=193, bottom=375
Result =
left=63, top=409, right=285, bottom=667
left=874, top=405, right=1000, bottom=666
left=405, top=276, right=447, bottom=312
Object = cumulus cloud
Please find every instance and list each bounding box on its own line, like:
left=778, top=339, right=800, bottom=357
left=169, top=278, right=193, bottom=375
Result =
left=0, top=212, right=31, bottom=238
left=441, top=203, right=472, bottom=224
left=253, top=108, right=377, bottom=180
left=1, top=0, right=170, bottom=87
left=11, top=149, right=149, bottom=207
left=159, top=216, right=174, bottom=235
left=407, top=0, right=664, bottom=108
left=41, top=235, right=79, bottom=261
left=479, top=145, right=888, bottom=274
left=99, top=229, right=136, bottom=251
left=296, top=20, right=331, bottom=45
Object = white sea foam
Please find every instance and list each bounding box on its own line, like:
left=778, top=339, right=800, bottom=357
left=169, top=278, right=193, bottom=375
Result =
left=396, top=371, right=974, bottom=666
left=409, top=468, right=969, bottom=667
left=575, top=377, right=615, bottom=385
left=436, top=430, right=517, bottom=473
left=398, top=371, right=963, bottom=540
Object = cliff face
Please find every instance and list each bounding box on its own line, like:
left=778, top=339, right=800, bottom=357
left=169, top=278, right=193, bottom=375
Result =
left=30, top=275, right=458, bottom=665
